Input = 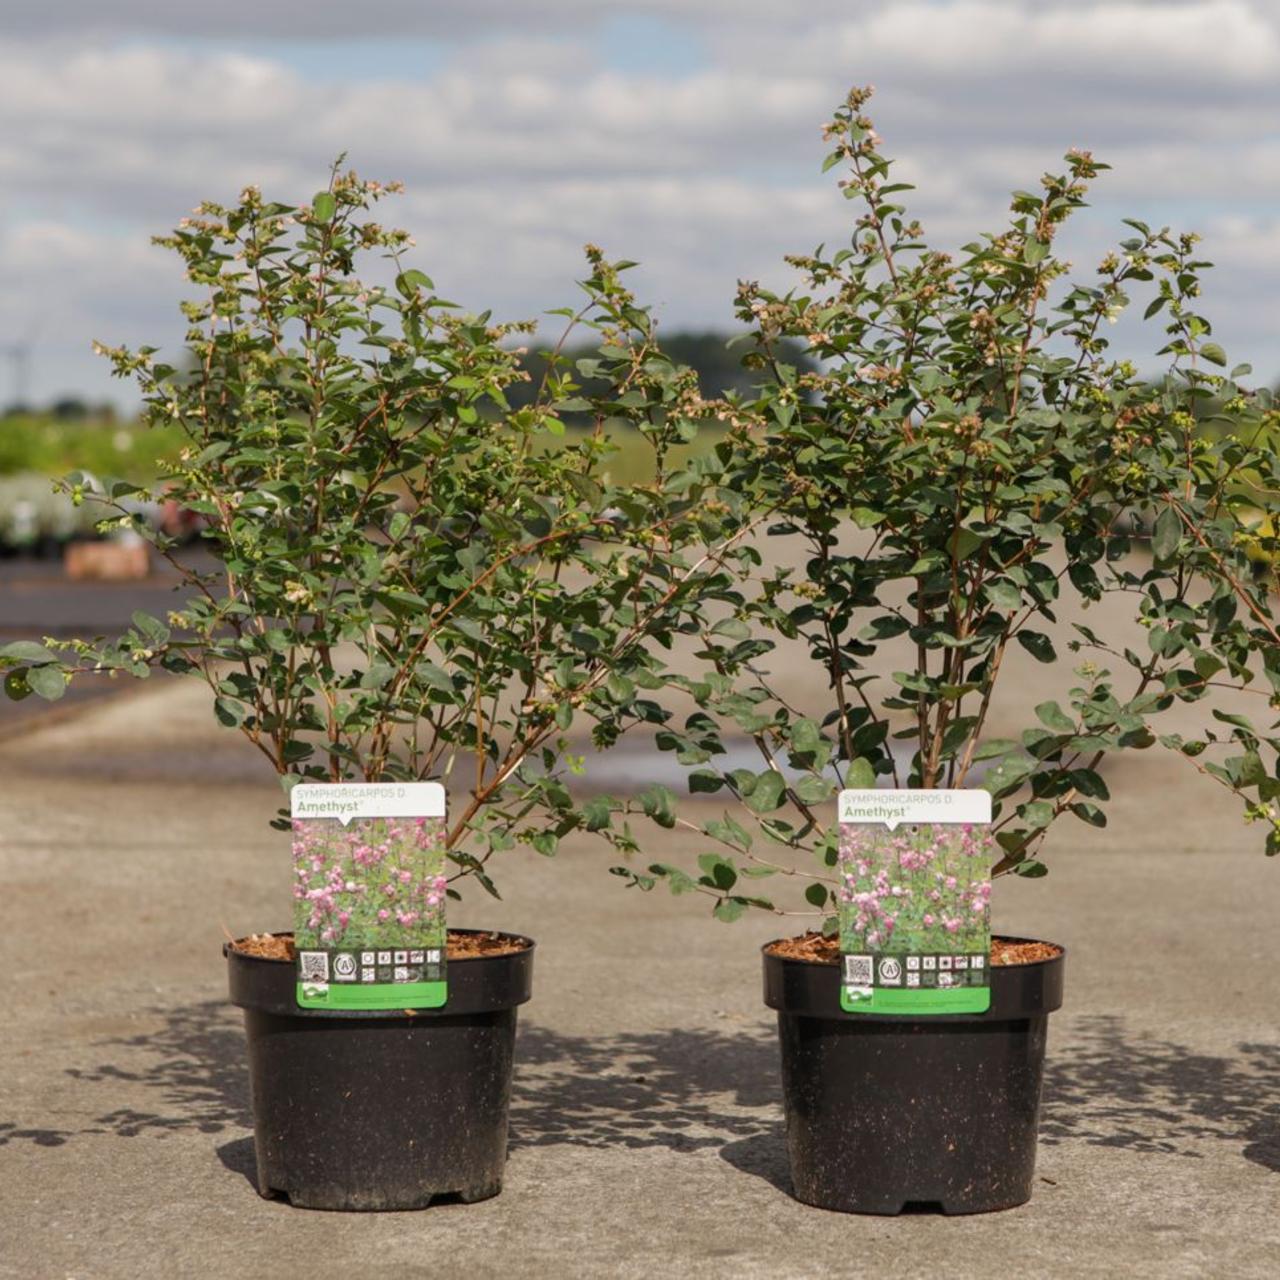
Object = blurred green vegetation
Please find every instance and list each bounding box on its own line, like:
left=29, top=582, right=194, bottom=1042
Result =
left=0, top=331, right=774, bottom=488
left=0, top=409, right=721, bottom=490
left=552, top=421, right=726, bottom=487
left=0, top=413, right=186, bottom=480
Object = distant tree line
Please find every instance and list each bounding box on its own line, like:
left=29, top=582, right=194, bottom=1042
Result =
left=507, top=330, right=818, bottom=413
left=2, top=397, right=117, bottom=421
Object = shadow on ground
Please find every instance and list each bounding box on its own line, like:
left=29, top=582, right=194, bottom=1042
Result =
left=510, top=1022, right=790, bottom=1191
left=3, top=1005, right=1276, bottom=1181
left=1041, top=1015, right=1280, bottom=1172
left=510, top=1023, right=779, bottom=1152
left=0, top=1000, right=250, bottom=1151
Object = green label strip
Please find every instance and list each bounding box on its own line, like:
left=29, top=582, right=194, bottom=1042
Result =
left=841, top=984, right=990, bottom=1015
left=296, top=980, right=448, bottom=1011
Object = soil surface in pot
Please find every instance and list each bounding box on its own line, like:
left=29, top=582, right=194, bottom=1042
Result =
left=767, top=932, right=1060, bottom=966
left=229, top=931, right=529, bottom=962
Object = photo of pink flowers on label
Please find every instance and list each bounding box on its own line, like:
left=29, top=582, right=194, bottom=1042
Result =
left=838, top=789, right=993, bottom=1015
left=838, top=822, right=993, bottom=956
left=293, top=815, right=448, bottom=950
left=290, top=782, right=448, bottom=1011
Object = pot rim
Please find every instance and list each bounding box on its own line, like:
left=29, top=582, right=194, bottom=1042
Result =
left=762, top=932, right=1064, bottom=1020
left=761, top=931, right=1065, bottom=968
left=226, top=927, right=535, bottom=1018
left=223, top=926, right=536, bottom=964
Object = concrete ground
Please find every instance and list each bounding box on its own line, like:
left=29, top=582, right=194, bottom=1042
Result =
left=1, top=679, right=1278, bottom=1279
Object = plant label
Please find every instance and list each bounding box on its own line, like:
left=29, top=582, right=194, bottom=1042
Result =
left=837, top=789, right=992, bottom=1015
left=291, top=782, right=448, bottom=1011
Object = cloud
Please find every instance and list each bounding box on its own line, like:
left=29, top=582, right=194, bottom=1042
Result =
left=0, top=0, right=1276, bottom=403
left=0, top=1, right=845, bottom=41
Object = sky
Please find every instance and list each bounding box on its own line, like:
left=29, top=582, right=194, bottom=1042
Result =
left=1, top=0, right=1277, bottom=407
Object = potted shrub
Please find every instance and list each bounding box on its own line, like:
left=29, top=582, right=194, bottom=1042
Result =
left=0, top=173, right=739, bottom=1209
left=602, top=87, right=1273, bottom=1214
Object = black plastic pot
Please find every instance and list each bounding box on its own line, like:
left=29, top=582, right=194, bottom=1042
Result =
left=225, top=929, right=534, bottom=1211
left=763, top=934, right=1063, bottom=1215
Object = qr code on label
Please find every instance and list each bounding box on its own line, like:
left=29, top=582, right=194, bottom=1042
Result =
left=844, top=955, right=873, bottom=985
left=299, top=951, right=329, bottom=982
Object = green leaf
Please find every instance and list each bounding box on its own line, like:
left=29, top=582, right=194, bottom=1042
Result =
left=359, top=662, right=394, bottom=690
left=697, top=853, right=738, bottom=891
left=640, top=785, right=677, bottom=828
left=131, top=611, right=169, bottom=646
left=581, top=797, right=613, bottom=832
left=416, top=662, right=454, bottom=693
left=1023, top=237, right=1049, bottom=266
left=849, top=507, right=884, bottom=529
left=1199, top=342, right=1227, bottom=367
left=214, top=696, right=246, bottom=727
left=649, top=863, right=697, bottom=894
left=950, top=528, right=985, bottom=560
left=790, top=718, right=822, bottom=755
left=1014, top=860, right=1049, bottom=878
left=846, top=757, right=876, bottom=788
left=1212, top=708, right=1254, bottom=732
left=1069, top=768, right=1110, bottom=800
left=983, top=580, right=1022, bottom=612
left=26, top=665, right=66, bottom=701
left=529, top=831, right=558, bottom=857
left=705, top=815, right=753, bottom=852
left=804, top=883, right=830, bottom=908
left=710, top=617, right=750, bottom=640
left=1020, top=800, right=1055, bottom=830
left=606, top=672, right=634, bottom=702
left=4, top=669, right=31, bottom=701
left=312, top=191, right=336, bottom=222
left=1069, top=801, right=1107, bottom=827
left=688, top=770, right=724, bottom=794
left=1016, top=631, right=1055, bottom=663
left=793, top=775, right=835, bottom=804
left=713, top=898, right=748, bottom=923
left=0, top=641, right=56, bottom=666
left=1035, top=701, right=1076, bottom=734
left=744, top=770, right=786, bottom=814
left=395, top=268, right=434, bottom=298
left=1152, top=506, right=1180, bottom=562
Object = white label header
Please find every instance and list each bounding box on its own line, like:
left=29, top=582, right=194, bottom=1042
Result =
left=838, top=789, right=991, bottom=831
left=291, top=782, right=447, bottom=825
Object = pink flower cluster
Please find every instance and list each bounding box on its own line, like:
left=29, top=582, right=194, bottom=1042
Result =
left=292, top=814, right=448, bottom=950
left=837, top=821, right=993, bottom=954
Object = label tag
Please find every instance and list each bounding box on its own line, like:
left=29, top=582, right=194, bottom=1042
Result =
left=838, top=789, right=992, bottom=1015
left=291, top=782, right=448, bottom=1011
